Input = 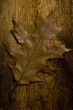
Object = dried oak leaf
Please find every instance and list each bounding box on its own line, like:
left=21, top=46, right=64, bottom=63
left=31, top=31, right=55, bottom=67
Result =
left=7, top=11, right=71, bottom=84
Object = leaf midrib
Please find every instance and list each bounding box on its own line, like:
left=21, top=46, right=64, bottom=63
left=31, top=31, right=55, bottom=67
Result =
left=18, top=35, right=42, bottom=82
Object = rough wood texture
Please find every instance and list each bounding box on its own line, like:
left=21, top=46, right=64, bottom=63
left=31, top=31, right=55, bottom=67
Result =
left=0, top=0, right=72, bottom=110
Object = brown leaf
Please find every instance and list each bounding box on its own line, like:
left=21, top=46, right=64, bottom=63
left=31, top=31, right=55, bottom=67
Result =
left=6, top=11, right=71, bottom=84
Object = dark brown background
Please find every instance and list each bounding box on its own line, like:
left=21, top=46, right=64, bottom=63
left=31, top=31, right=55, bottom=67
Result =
left=0, top=0, right=72, bottom=110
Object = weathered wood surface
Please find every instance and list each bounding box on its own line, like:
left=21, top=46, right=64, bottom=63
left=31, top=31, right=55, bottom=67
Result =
left=0, top=0, right=72, bottom=110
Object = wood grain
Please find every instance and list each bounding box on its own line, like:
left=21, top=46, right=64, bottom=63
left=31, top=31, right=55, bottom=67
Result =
left=0, top=0, right=72, bottom=110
